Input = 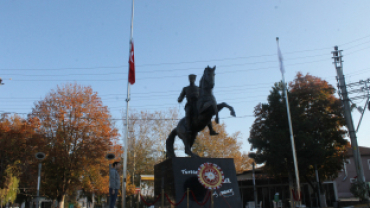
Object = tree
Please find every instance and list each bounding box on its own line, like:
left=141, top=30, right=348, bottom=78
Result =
left=80, top=143, right=135, bottom=206
left=30, top=83, right=119, bottom=208
left=248, top=73, right=348, bottom=199
left=0, top=161, right=20, bottom=208
left=0, top=115, right=42, bottom=205
left=192, top=121, right=252, bottom=173
left=125, top=109, right=178, bottom=186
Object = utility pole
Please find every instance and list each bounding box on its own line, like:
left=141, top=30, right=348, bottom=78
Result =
left=332, top=46, right=368, bottom=200
left=344, top=79, right=370, bottom=132
left=355, top=80, right=369, bottom=132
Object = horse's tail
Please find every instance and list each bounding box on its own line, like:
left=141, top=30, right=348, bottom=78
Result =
left=166, top=128, right=177, bottom=158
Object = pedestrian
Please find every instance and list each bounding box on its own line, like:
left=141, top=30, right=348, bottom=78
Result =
left=109, top=162, right=121, bottom=208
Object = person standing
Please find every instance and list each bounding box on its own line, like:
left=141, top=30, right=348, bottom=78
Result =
left=109, top=162, right=121, bottom=208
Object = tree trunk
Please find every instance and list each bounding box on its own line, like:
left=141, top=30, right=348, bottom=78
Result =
left=288, top=171, right=294, bottom=208
left=304, top=175, right=320, bottom=207
left=57, top=195, right=65, bottom=208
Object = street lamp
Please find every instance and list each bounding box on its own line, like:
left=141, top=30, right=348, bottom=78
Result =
left=248, top=152, right=258, bottom=208
left=106, top=153, right=116, bottom=161
left=105, top=152, right=116, bottom=179
left=0, top=77, right=4, bottom=85
left=35, top=152, right=45, bottom=208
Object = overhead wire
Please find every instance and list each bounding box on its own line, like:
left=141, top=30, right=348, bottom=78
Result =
left=339, top=34, right=370, bottom=47
left=0, top=85, right=273, bottom=101
left=3, top=58, right=332, bottom=82
left=0, top=75, right=341, bottom=102
left=0, top=111, right=254, bottom=120
left=0, top=46, right=336, bottom=72
left=0, top=84, right=342, bottom=111
left=1, top=34, right=370, bottom=115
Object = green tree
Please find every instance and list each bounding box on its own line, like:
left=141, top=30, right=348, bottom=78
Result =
left=248, top=73, right=348, bottom=198
left=0, top=161, right=20, bottom=207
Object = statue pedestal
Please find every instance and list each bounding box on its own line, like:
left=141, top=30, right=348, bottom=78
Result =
left=154, top=157, right=242, bottom=208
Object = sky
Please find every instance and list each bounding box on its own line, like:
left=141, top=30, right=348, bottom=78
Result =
left=1, top=0, right=370, bottom=155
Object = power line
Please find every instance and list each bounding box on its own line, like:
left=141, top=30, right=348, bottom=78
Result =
left=340, top=34, right=370, bottom=46
left=0, top=111, right=254, bottom=120
left=0, top=52, right=331, bottom=77
left=3, top=58, right=331, bottom=82
left=0, top=48, right=331, bottom=71
left=0, top=78, right=341, bottom=104
left=2, top=32, right=370, bottom=73
left=0, top=74, right=342, bottom=101
left=0, top=81, right=278, bottom=100
left=0, top=86, right=273, bottom=101
left=346, top=45, right=370, bottom=56
left=342, top=40, right=370, bottom=51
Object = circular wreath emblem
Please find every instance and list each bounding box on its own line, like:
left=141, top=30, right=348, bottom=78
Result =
left=197, top=163, right=224, bottom=189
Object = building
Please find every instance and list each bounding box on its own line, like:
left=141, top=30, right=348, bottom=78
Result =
left=334, top=146, right=370, bottom=199
left=237, top=146, right=370, bottom=208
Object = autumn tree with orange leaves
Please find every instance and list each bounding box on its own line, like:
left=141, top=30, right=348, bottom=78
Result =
left=192, top=121, right=252, bottom=174
left=126, top=109, right=178, bottom=186
left=30, top=83, right=119, bottom=208
left=0, top=115, right=44, bottom=205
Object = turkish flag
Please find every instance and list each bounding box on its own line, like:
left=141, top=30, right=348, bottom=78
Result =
left=128, top=40, right=135, bottom=85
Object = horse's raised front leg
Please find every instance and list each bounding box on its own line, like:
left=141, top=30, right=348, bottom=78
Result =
left=217, top=102, right=236, bottom=117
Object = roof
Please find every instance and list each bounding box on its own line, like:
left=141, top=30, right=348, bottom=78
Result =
left=236, top=167, right=266, bottom=181
left=346, top=146, right=370, bottom=157
left=236, top=146, right=370, bottom=181
left=140, top=175, right=154, bottom=181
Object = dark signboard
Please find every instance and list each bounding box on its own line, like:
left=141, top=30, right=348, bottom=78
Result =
left=154, top=157, right=241, bottom=208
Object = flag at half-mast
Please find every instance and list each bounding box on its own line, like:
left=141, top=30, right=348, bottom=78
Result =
left=128, top=40, right=135, bottom=85
left=277, top=42, right=285, bottom=75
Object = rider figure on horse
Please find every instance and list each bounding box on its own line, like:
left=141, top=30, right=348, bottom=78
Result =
left=178, top=74, right=198, bottom=133
left=178, top=74, right=218, bottom=135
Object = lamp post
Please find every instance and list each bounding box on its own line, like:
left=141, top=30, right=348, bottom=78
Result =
left=35, top=152, right=45, bottom=208
left=248, top=152, right=258, bottom=208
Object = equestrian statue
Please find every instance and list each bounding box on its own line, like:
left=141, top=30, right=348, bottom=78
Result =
left=166, top=66, right=236, bottom=158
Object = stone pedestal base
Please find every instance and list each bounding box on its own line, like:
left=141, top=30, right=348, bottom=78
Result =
left=154, top=157, right=241, bottom=208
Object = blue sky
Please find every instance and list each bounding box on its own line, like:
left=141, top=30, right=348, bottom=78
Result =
left=1, top=1, right=370, bottom=154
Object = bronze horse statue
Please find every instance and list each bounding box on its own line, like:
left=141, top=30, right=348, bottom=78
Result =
left=166, top=66, right=236, bottom=158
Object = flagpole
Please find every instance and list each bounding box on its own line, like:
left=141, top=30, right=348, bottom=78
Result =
left=122, top=0, right=134, bottom=208
left=276, top=37, right=301, bottom=206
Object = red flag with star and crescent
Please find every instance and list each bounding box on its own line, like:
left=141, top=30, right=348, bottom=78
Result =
left=128, top=40, right=135, bottom=85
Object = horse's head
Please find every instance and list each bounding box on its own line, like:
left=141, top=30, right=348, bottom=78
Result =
left=200, top=65, right=216, bottom=89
